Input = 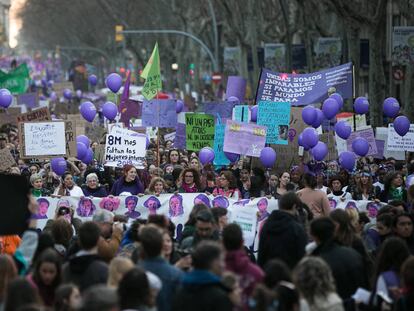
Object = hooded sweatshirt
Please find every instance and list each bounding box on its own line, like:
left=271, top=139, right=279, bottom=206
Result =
left=258, top=210, right=307, bottom=268
left=225, top=249, right=264, bottom=309
left=62, top=252, right=108, bottom=292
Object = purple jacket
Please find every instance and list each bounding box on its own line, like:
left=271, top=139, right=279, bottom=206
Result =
left=110, top=177, right=144, bottom=196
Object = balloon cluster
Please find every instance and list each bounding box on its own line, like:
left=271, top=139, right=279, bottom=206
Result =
left=76, top=135, right=94, bottom=164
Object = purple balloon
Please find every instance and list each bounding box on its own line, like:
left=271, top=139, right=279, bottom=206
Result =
left=63, top=89, right=72, bottom=100
left=227, top=96, right=240, bottom=104
left=47, top=80, right=54, bottom=88
left=322, top=98, right=339, bottom=119
left=339, top=151, right=356, bottom=171
left=354, top=97, right=369, bottom=114
left=260, top=147, right=277, bottom=168
left=76, top=135, right=90, bottom=148
left=352, top=137, right=369, bottom=156
left=334, top=121, right=352, bottom=140
left=224, top=152, right=240, bottom=163
left=393, top=115, right=410, bottom=137
left=102, top=101, right=118, bottom=121
left=49, top=92, right=57, bottom=101
left=80, top=101, right=97, bottom=122
left=76, top=90, right=82, bottom=98
left=383, top=97, right=400, bottom=118
left=88, top=74, right=98, bottom=86
left=250, top=105, right=258, bottom=122
left=0, top=89, right=12, bottom=108
left=176, top=100, right=184, bottom=113
left=199, top=147, right=215, bottom=165
left=105, top=73, right=122, bottom=93
left=81, top=148, right=94, bottom=165
left=311, top=109, right=324, bottom=128
left=302, top=127, right=319, bottom=148
left=302, top=105, right=317, bottom=126
left=330, top=93, right=344, bottom=109
left=51, top=157, right=67, bottom=176
left=76, top=142, right=87, bottom=160
left=312, top=141, right=328, bottom=161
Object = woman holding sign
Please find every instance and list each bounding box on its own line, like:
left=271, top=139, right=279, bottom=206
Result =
left=110, top=164, right=144, bottom=196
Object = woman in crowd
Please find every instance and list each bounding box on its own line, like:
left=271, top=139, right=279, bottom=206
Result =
left=146, top=177, right=168, bottom=195
left=110, top=164, right=144, bottom=196
left=178, top=168, right=202, bottom=193
left=0, top=255, right=17, bottom=310
left=395, top=257, right=414, bottom=310
left=26, top=248, right=62, bottom=307
left=53, top=172, right=84, bottom=197
left=327, top=176, right=352, bottom=202
left=54, top=283, right=81, bottom=311
left=264, top=174, right=278, bottom=197
left=393, top=213, right=414, bottom=253
left=81, top=173, right=108, bottom=197
left=4, top=277, right=41, bottom=311
left=350, top=171, right=379, bottom=201
left=107, top=257, right=134, bottom=289
left=30, top=173, right=51, bottom=197
left=213, top=170, right=241, bottom=200
left=380, top=172, right=407, bottom=203
left=274, top=171, right=290, bottom=199
left=293, top=257, right=344, bottom=311
left=315, top=172, right=329, bottom=194
left=297, top=173, right=331, bottom=218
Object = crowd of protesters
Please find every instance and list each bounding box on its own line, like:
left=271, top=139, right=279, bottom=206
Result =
left=2, top=121, right=414, bottom=311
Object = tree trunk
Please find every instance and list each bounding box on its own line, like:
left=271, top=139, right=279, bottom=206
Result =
left=346, top=25, right=360, bottom=110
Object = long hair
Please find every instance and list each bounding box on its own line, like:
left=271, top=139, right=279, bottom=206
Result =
left=148, top=177, right=167, bottom=194
left=293, top=257, right=336, bottom=305
left=356, top=173, right=373, bottom=193
left=54, top=283, right=78, bottom=311
left=384, top=172, right=405, bottom=196
left=0, top=254, right=17, bottom=301
left=33, top=248, right=62, bottom=289
left=179, top=167, right=201, bottom=190
left=220, top=170, right=238, bottom=189
left=330, top=209, right=356, bottom=247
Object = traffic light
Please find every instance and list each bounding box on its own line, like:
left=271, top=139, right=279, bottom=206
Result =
left=115, top=25, right=124, bottom=42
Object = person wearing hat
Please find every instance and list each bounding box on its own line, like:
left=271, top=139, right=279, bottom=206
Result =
left=327, top=176, right=352, bottom=202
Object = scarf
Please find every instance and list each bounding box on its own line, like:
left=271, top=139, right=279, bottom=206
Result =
left=181, top=183, right=198, bottom=193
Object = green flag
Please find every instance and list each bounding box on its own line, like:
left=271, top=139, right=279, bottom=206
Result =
left=0, top=63, right=30, bottom=94
left=141, top=43, right=162, bottom=100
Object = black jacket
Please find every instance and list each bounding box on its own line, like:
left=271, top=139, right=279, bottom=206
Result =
left=172, top=270, right=232, bottom=311
left=258, top=210, right=307, bottom=268
left=312, top=241, right=367, bottom=299
left=62, top=254, right=108, bottom=292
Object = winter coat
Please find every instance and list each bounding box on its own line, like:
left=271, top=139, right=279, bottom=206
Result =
left=110, top=177, right=144, bottom=196
left=62, top=253, right=108, bottom=292
left=81, top=185, right=108, bottom=197
left=312, top=241, right=367, bottom=299
left=225, top=249, right=264, bottom=309
left=258, top=210, right=307, bottom=268
left=172, top=269, right=233, bottom=311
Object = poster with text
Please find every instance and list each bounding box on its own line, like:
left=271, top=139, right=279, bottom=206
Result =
left=185, top=113, right=215, bottom=151
left=257, top=101, right=290, bottom=144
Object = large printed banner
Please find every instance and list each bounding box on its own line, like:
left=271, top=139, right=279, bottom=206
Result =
left=256, top=62, right=353, bottom=106
left=34, top=194, right=279, bottom=247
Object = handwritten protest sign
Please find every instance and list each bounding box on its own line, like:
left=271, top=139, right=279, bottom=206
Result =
left=213, top=122, right=230, bottom=166
left=223, top=120, right=266, bottom=157
left=232, top=105, right=250, bottom=123
left=0, top=148, right=16, bottom=171
left=16, top=107, right=51, bottom=123
left=376, top=127, right=405, bottom=160
left=24, top=122, right=66, bottom=157
left=185, top=113, right=215, bottom=150
left=197, top=102, right=234, bottom=120
left=256, top=63, right=353, bottom=106
left=64, top=120, right=77, bottom=157
left=387, top=123, right=414, bottom=152
left=257, top=101, right=290, bottom=144
left=346, top=128, right=378, bottom=156
left=104, top=127, right=146, bottom=168
left=142, top=99, right=177, bottom=128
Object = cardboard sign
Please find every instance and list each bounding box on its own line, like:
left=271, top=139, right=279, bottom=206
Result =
left=142, top=99, right=177, bottom=128
left=232, top=105, right=250, bottom=123
left=376, top=127, right=405, bottom=160
left=257, top=101, right=290, bottom=145
left=104, top=127, right=146, bottom=168
left=213, top=122, right=230, bottom=166
left=336, top=112, right=368, bottom=131
left=0, top=148, right=16, bottom=171
left=64, top=120, right=77, bottom=157
left=387, top=123, right=414, bottom=152
left=24, top=122, right=66, bottom=157
left=16, top=107, right=51, bottom=123
left=185, top=113, right=215, bottom=151
left=223, top=120, right=266, bottom=157
left=346, top=128, right=378, bottom=156
left=53, top=81, right=74, bottom=97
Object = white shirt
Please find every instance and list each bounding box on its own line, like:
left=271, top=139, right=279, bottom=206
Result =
left=54, top=185, right=84, bottom=197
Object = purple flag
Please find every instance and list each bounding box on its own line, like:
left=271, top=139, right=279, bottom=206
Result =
left=119, top=71, right=131, bottom=126
left=223, top=120, right=267, bottom=157
left=174, top=123, right=186, bottom=149
left=256, top=63, right=353, bottom=106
